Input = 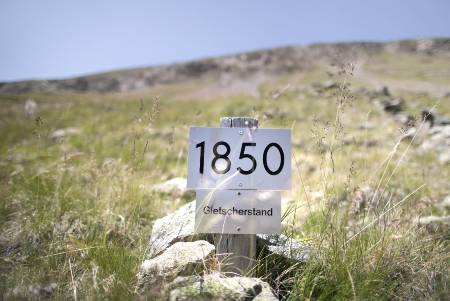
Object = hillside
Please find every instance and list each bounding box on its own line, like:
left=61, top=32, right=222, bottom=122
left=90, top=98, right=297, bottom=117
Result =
left=0, top=38, right=449, bottom=300
left=1, top=38, right=450, bottom=95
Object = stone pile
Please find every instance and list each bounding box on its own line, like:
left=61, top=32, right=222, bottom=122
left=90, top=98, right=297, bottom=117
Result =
left=136, top=200, right=310, bottom=300
left=367, top=86, right=450, bottom=164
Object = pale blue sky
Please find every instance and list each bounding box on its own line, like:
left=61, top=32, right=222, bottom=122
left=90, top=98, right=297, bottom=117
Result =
left=1, top=0, right=449, bottom=82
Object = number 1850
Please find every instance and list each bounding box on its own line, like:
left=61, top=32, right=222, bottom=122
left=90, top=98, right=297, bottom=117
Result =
left=195, top=141, right=284, bottom=176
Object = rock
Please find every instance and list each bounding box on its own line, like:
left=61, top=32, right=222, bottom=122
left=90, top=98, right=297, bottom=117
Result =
left=381, top=86, right=390, bottom=97
left=429, top=125, right=450, bottom=137
left=50, top=127, right=82, bottom=139
left=5, top=282, right=57, bottom=299
left=153, top=177, right=188, bottom=196
left=381, top=98, right=404, bottom=114
left=52, top=214, right=87, bottom=240
left=136, top=240, right=215, bottom=295
left=402, top=126, right=417, bottom=140
left=438, top=195, right=450, bottom=209
left=147, top=201, right=201, bottom=258
left=169, top=273, right=278, bottom=301
left=256, top=234, right=309, bottom=263
left=393, top=113, right=416, bottom=127
left=147, top=201, right=310, bottom=263
left=422, top=110, right=450, bottom=127
left=418, top=216, right=450, bottom=236
left=311, top=81, right=339, bottom=94
left=24, top=99, right=38, bottom=116
left=357, top=122, right=374, bottom=130
left=350, top=185, right=376, bottom=214
left=420, top=125, right=450, bottom=164
left=438, top=152, right=450, bottom=164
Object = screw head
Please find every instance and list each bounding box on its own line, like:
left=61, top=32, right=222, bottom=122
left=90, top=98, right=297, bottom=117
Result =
left=236, top=227, right=241, bottom=232
left=238, top=183, right=243, bottom=187
left=238, top=130, right=243, bottom=135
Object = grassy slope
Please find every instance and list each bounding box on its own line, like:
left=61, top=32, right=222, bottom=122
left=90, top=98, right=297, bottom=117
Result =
left=0, top=53, right=449, bottom=300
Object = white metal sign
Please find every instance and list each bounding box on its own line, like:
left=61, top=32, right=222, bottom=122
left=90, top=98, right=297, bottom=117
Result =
left=187, top=127, right=291, bottom=190
left=195, top=190, right=281, bottom=234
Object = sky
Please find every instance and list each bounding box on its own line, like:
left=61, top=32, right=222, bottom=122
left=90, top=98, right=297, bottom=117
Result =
left=1, top=0, right=450, bottom=82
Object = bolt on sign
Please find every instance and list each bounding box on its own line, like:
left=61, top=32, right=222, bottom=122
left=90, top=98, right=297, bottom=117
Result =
left=187, top=126, right=291, bottom=234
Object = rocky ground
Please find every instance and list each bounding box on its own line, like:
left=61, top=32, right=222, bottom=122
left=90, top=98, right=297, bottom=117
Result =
left=0, top=38, right=449, bottom=300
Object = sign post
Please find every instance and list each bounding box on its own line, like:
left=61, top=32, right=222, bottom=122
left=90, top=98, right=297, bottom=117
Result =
left=187, top=117, right=291, bottom=275
left=216, top=117, right=257, bottom=275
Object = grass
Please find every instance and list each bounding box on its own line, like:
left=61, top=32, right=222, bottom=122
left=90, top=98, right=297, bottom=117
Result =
left=1, top=53, right=449, bottom=300
left=366, top=53, right=450, bottom=85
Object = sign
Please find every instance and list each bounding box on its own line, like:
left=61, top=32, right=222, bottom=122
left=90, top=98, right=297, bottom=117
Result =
left=195, top=190, right=281, bottom=234
left=187, top=127, right=291, bottom=190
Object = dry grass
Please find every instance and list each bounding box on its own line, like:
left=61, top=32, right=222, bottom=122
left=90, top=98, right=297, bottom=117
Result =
left=0, top=53, right=449, bottom=300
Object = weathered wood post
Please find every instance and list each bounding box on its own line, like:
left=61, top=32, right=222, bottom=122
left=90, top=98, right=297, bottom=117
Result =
left=213, top=116, right=258, bottom=275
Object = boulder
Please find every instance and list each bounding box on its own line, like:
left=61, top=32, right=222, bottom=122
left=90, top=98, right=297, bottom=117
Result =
left=147, top=201, right=310, bottom=263
left=169, top=273, right=278, bottom=301
left=136, top=240, right=215, bottom=295
left=153, top=177, right=189, bottom=196
left=147, top=201, right=204, bottom=258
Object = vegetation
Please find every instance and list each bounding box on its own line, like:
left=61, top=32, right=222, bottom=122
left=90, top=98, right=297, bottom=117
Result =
left=0, top=52, right=449, bottom=300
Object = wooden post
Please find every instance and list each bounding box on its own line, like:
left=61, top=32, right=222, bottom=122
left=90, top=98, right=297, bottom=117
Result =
left=213, top=117, right=258, bottom=276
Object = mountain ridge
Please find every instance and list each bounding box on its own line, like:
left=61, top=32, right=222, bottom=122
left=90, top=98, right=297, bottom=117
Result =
left=1, top=38, right=449, bottom=95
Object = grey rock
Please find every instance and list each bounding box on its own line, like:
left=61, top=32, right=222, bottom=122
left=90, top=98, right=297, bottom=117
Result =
left=357, top=122, right=374, bottom=130
left=438, top=152, right=450, bottom=164
left=147, top=201, right=200, bottom=258
left=311, top=81, right=339, bottom=94
left=350, top=185, right=380, bottom=214
left=438, top=195, right=450, bottom=209
left=381, top=98, right=404, bottom=114
left=24, top=99, right=38, bottom=116
left=402, top=126, right=417, bottom=141
left=52, top=213, right=88, bottom=240
left=5, top=282, right=57, bottom=299
left=256, top=234, right=309, bottom=263
left=381, top=86, right=390, bottom=97
left=50, top=127, right=82, bottom=139
left=393, top=113, right=416, bottom=127
left=420, top=125, right=450, bottom=164
left=137, top=240, right=215, bottom=294
left=153, top=177, right=189, bottom=196
left=169, top=273, right=278, bottom=301
left=429, top=125, right=450, bottom=138
left=418, top=215, right=450, bottom=235
left=422, top=110, right=450, bottom=127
